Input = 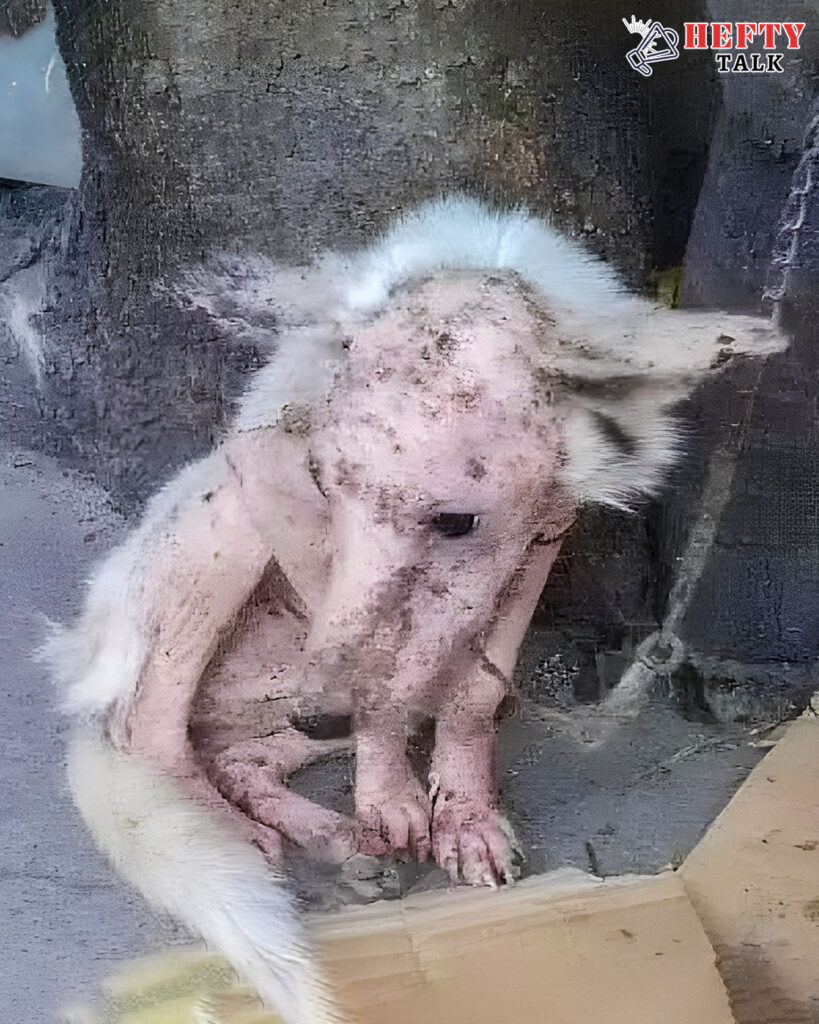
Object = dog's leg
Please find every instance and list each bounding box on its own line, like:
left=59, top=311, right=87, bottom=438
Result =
left=429, top=673, right=514, bottom=886
left=354, top=706, right=433, bottom=862
left=211, top=730, right=358, bottom=862
left=118, top=435, right=293, bottom=856
left=430, top=536, right=566, bottom=886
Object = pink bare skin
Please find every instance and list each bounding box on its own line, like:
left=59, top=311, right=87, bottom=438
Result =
left=122, top=270, right=575, bottom=886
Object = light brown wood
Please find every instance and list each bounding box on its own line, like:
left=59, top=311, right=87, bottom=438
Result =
left=681, top=708, right=819, bottom=1024
left=311, top=870, right=736, bottom=1024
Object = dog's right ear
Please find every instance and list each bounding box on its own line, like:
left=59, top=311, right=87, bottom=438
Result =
left=549, top=304, right=788, bottom=511
left=177, top=255, right=353, bottom=432
left=176, top=254, right=325, bottom=348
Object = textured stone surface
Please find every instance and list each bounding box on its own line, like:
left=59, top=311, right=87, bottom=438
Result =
left=0, top=445, right=183, bottom=1024
left=664, top=1, right=819, bottom=713
left=0, top=0, right=716, bottom=501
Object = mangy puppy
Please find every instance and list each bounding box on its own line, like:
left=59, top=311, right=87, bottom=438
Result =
left=43, top=196, right=786, bottom=1023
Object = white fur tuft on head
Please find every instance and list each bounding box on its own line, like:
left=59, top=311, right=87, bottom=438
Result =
left=333, top=194, right=638, bottom=319
left=183, top=194, right=787, bottom=505
left=184, top=195, right=644, bottom=433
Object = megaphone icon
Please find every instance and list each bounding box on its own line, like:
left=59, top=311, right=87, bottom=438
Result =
left=626, top=23, right=680, bottom=77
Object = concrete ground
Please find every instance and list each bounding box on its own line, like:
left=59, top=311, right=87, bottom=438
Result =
left=0, top=446, right=184, bottom=1024
left=0, top=442, right=769, bottom=1022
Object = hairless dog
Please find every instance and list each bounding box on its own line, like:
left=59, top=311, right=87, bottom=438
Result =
left=44, top=196, right=785, bottom=1024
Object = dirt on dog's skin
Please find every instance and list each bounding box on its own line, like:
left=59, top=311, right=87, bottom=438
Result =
left=171, top=271, right=580, bottom=886
left=1, top=441, right=768, bottom=1014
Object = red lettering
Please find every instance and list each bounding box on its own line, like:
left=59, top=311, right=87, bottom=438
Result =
left=759, top=23, right=782, bottom=48
left=735, top=22, right=758, bottom=48
left=783, top=23, right=805, bottom=49
left=684, top=22, right=709, bottom=48
left=681, top=20, right=800, bottom=55
left=711, top=22, right=732, bottom=48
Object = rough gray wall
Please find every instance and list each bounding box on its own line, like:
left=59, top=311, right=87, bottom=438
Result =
left=528, top=3, right=818, bottom=719
left=0, top=0, right=45, bottom=37
left=16, top=0, right=714, bottom=500
left=0, top=179, right=71, bottom=446
left=642, top=2, right=818, bottom=718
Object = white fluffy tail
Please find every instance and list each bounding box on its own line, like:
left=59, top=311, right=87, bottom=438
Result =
left=67, top=732, right=345, bottom=1024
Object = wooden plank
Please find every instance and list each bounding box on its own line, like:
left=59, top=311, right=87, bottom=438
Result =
left=680, top=709, right=819, bottom=1024
left=312, top=869, right=737, bottom=1024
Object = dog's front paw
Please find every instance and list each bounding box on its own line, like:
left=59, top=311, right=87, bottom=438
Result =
left=356, top=775, right=432, bottom=862
left=431, top=798, right=522, bottom=887
left=212, top=744, right=358, bottom=863
left=243, top=817, right=286, bottom=863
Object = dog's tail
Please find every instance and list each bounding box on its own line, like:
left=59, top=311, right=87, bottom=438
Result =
left=67, top=730, right=345, bottom=1024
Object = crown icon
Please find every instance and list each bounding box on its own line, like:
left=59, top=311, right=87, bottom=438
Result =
left=622, top=15, right=652, bottom=36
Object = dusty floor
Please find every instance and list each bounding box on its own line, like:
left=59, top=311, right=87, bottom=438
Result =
left=0, top=443, right=770, bottom=1022
left=288, top=704, right=765, bottom=907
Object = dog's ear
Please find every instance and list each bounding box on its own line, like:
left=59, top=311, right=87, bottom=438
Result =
left=550, top=305, right=788, bottom=510
left=554, top=306, right=787, bottom=383
left=177, top=254, right=353, bottom=431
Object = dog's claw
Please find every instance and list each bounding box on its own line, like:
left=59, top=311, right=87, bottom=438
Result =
left=432, top=806, right=522, bottom=887
left=356, top=775, right=432, bottom=861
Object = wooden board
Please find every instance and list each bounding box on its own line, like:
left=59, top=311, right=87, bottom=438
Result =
left=681, top=709, right=819, bottom=1024
left=313, top=869, right=737, bottom=1024
left=86, top=870, right=737, bottom=1024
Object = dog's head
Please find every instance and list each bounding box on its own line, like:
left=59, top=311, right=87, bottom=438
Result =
left=187, top=196, right=787, bottom=701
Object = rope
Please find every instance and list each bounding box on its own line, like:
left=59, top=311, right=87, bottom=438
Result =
left=604, top=96, right=818, bottom=719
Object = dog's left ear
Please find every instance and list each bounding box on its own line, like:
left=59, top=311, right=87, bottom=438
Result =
left=549, top=305, right=788, bottom=511
left=555, top=306, right=787, bottom=384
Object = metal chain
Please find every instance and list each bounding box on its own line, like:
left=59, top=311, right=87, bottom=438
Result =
left=762, top=101, right=819, bottom=320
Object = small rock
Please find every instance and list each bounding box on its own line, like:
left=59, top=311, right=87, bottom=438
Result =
left=341, top=853, right=382, bottom=881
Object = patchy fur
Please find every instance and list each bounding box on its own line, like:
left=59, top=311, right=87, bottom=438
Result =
left=188, top=195, right=784, bottom=506
left=43, top=195, right=787, bottom=1024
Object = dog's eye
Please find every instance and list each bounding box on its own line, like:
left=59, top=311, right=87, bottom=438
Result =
left=430, top=513, right=479, bottom=538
